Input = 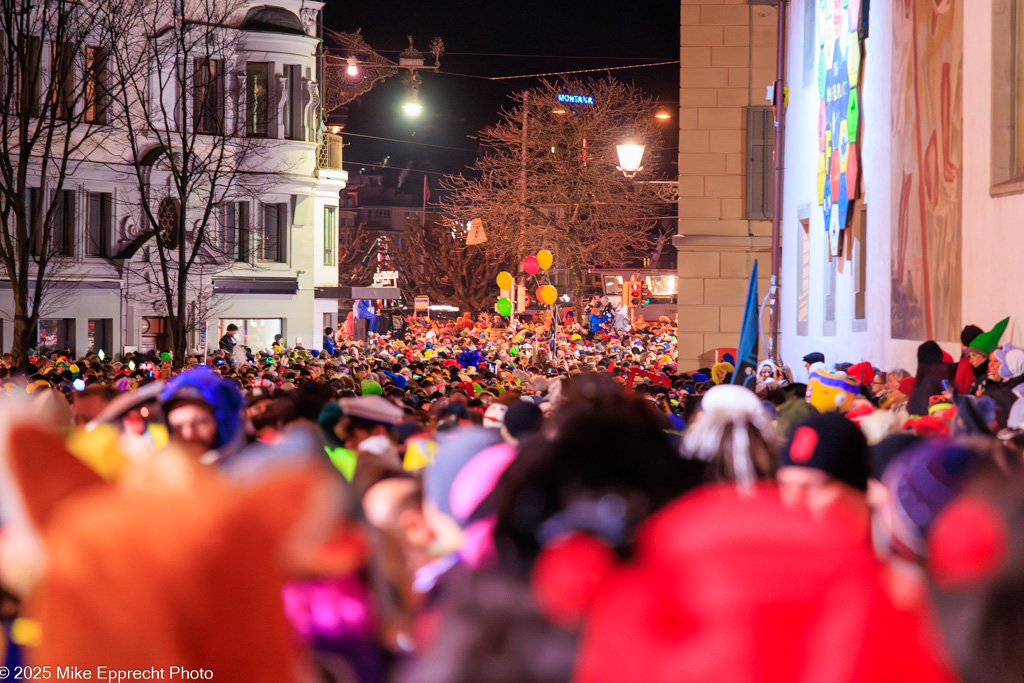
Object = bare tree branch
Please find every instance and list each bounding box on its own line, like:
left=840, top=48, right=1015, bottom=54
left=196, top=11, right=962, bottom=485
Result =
left=438, top=78, right=666, bottom=306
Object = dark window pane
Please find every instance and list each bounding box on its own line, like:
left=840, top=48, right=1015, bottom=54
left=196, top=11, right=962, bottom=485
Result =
left=246, top=62, right=271, bottom=137
left=193, top=58, right=223, bottom=134
left=88, top=192, right=111, bottom=257
left=85, top=46, right=108, bottom=124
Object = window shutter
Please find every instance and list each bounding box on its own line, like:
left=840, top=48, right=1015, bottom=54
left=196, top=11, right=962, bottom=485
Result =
left=237, top=202, right=250, bottom=263
left=277, top=202, right=288, bottom=262
left=261, top=203, right=277, bottom=261
left=221, top=203, right=236, bottom=257
left=51, top=190, right=74, bottom=257
left=746, top=106, right=775, bottom=221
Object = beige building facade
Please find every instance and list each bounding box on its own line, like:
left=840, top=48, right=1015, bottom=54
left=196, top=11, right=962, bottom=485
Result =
left=674, top=0, right=778, bottom=369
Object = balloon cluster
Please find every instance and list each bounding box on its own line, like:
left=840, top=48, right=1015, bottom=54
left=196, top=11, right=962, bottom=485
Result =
left=494, top=250, right=556, bottom=317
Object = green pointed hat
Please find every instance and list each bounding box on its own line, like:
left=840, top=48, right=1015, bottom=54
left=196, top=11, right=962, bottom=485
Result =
left=968, top=317, right=1010, bottom=355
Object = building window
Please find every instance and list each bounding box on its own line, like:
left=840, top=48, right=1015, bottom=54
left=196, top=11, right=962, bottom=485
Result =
left=51, top=189, right=75, bottom=257
left=87, top=318, right=112, bottom=355
left=217, top=203, right=236, bottom=257
left=219, top=318, right=281, bottom=353
left=38, top=318, right=72, bottom=353
left=823, top=238, right=837, bottom=337
left=796, top=217, right=810, bottom=336
left=20, top=35, right=42, bottom=116
left=284, top=64, right=303, bottom=140
left=26, top=186, right=40, bottom=254
left=218, top=202, right=250, bottom=262
left=803, top=0, right=816, bottom=87
left=0, top=33, right=6, bottom=108
left=851, top=204, right=868, bottom=327
left=257, top=202, right=287, bottom=263
left=246, top=62, right=272, bottom=138
left=84, top=46, right=108, bottom=124
left=192, top=57, right=223, bottom=134
left=323, top=206, right=337, bottom=266
left=746, top=106, right=775, bottom=220
left=52, top=41, right=75, bottom=120
left=87, top=191, right=112, bottom=257
left=993, top=0, right=1024, bottom=190
left=157, top=198, right=180, bottom=249
left=140, top=316, right=167, bottom=352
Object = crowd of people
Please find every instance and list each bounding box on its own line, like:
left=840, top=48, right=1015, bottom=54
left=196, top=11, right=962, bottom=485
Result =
left=0, top=306, right=1023, bottom=682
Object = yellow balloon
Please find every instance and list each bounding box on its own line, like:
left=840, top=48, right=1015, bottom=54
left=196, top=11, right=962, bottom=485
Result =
left=496, top=271, right=513, bottom=290
left=537, top=249, right=553, bottom=270
left=541, top=285, right=558, bottom=305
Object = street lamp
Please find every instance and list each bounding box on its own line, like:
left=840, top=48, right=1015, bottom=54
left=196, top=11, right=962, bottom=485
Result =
left=616, top=137, right=645, bottom=179
left=402, top=91, right=422, bottom=116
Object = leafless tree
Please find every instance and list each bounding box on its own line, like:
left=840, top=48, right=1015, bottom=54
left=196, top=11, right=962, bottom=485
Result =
left=388, top=216, right=491, bottom=313
left=439, top=78, right=666, bottom=307
left=0, top=0, right=125, bottom=364
left=103, top=0, right=281, bottom=362
left=336, top=222, right=383, bottom=287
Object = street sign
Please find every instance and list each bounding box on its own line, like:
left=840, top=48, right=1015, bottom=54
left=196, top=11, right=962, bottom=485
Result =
left=414, top=295, right=429, bottom=318
left=373, top=270, right=399, bottom=287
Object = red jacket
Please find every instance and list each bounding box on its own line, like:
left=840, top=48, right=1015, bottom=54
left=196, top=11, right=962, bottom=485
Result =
left=955, top=356, right=974, bottom=394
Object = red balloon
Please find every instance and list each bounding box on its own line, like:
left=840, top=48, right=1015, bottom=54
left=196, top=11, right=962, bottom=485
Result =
left=524, top=255, right=539, bottom=275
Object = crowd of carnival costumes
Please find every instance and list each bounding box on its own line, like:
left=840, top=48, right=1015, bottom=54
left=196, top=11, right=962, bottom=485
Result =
left=1, top=311, right=1024, bottom=682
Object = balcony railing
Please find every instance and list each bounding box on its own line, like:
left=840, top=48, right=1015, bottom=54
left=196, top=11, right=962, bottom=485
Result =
left=318, top=132, right=343, bottom=170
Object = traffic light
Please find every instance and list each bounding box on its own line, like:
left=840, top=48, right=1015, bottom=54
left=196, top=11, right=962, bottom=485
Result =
left=640, top=283, right=650, bottom=307
left=627, top=281, right=642, bottom=307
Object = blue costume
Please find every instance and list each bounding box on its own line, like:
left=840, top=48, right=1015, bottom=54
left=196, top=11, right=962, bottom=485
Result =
left=589, top=308, right=613, bottom=335
left=354, top=300, right=379, bottom=334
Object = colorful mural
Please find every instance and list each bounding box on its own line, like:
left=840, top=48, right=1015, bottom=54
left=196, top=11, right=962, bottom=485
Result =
left=817, top=0, right=868, bottom=257
left=890, top=0, right=963, bottom=341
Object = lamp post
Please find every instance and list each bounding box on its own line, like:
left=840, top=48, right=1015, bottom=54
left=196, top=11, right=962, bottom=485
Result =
left=616, top=138, right=645, bottom=179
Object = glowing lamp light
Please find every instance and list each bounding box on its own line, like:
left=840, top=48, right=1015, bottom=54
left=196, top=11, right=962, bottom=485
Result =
left=402, top=90, right=423, bottom=117
left=346, top=57, right=359, bottom=77
left=654, top=107, right=671, bottom=120
left=616, top=140, right=645, bottom=179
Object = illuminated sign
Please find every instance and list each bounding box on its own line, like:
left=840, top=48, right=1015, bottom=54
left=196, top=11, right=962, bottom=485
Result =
left=372, top=270, right=399, bottom=287
left=557, top=94, right=594, bottom=105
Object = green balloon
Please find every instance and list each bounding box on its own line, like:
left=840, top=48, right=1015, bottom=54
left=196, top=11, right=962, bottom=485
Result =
left=496, top=297, right=512, bottom=317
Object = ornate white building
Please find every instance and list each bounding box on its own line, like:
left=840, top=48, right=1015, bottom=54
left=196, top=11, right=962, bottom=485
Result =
left=5, top=0, right=346, bottom=356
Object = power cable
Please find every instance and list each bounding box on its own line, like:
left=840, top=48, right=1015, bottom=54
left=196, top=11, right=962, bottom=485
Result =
left=342, top=131, right=479, bottom=153
left=428, top=60, right=680, bottom=82
left=370, top=50, right=677, bottom=61
left=342, top=160, right=454, bottom=176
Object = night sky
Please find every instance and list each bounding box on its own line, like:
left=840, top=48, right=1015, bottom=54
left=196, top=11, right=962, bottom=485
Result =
left=321, top=1, right=680, bottom=180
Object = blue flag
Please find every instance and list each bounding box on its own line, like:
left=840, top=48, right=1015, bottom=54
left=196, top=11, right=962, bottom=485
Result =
left=731, top=260, right=759, bottom=390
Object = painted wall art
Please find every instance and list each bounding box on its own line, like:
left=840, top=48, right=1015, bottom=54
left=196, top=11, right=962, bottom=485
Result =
left=890, top=0, right=963, bottom=341
left=817, top=0, right=869, bottom=258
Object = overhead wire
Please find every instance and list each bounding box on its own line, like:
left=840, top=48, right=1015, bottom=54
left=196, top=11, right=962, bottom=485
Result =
left=370, top=50, right=676, bottom=61
left=425, top=60, right=680, bottom=82
left=342, top=160, right=455, bottom=176
left=341, top=131, right=479, bottom=153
